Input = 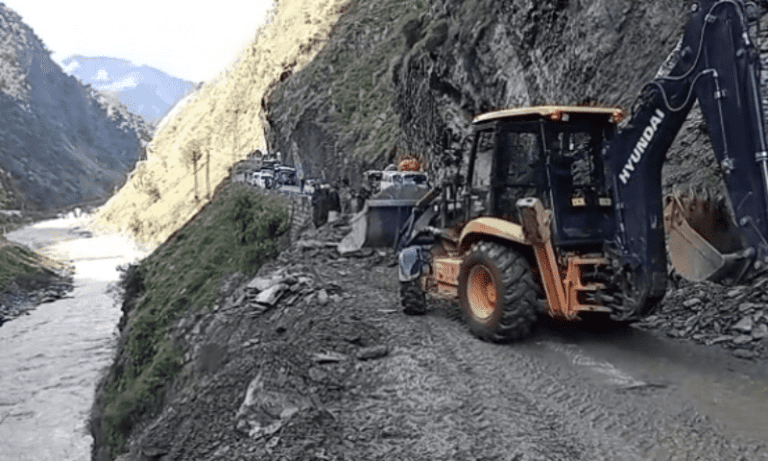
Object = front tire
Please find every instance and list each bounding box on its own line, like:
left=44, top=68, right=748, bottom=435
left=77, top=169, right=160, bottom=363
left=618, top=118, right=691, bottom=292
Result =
left=459, top=241, right=539, bottom=342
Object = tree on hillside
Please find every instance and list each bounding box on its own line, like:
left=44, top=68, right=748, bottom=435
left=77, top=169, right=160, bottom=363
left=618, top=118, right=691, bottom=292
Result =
left=183, top=139, right=204, bottom=201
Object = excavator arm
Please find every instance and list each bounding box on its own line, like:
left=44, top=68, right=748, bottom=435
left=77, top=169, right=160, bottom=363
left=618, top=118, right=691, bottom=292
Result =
left=602, top=0, right=768, bottom=319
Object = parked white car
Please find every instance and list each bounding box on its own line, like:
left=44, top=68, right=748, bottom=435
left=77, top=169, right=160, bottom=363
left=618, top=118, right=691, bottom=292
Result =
left=379, top=170, right=429, bottom=190
left=251, top=170, right=274, bottom=188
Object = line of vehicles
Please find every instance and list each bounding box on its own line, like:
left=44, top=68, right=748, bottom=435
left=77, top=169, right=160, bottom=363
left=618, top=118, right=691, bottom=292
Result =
left=246, top=159, right=432, bottom=197
left=247, top=159, right=300, bottom=190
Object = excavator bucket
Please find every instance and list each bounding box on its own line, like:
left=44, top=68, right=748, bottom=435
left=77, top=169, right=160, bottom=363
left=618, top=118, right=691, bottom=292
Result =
left=663, top=191, right=746, bottom=282
left=337, top=186, right=429, bottom=254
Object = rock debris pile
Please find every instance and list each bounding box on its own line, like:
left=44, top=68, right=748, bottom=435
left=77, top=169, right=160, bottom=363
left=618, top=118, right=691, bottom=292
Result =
left=112, top=208, right=768, bottom=461
left=114, top=215, right=401, bottom=460
left=639, top=277, right=768, bottom=359
left=220, top=218, right=373, bottom=317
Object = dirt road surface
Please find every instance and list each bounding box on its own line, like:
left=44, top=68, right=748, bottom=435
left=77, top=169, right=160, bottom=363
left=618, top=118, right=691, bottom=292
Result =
left=112, top=220, right=768, bottom=461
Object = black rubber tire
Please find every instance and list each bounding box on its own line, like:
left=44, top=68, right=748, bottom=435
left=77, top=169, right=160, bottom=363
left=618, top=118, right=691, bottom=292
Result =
left=400, top=279, right=427, bottom=315
left=458, top=241, right=539, bottom=342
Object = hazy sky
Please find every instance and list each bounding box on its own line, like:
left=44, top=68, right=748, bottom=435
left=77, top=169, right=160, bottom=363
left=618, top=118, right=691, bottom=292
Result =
left=4, top=0, right=276, bottom=82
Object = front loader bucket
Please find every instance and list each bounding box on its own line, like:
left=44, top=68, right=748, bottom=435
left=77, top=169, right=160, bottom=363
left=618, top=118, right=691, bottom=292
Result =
left=337, top=186, right=428, bottom=254
left=337, top=207, right=369, bottom=254
left=664, top=193, right=749, bottom=283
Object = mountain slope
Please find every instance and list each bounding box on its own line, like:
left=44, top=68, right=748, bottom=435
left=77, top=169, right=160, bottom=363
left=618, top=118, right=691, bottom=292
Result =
left=265, top=0, right=708, bottom=189
left=0, top=3, right=150, bottom=211
left=62, top=55, right=197, bottom=126
left=94, top=0, right=349, bottom=246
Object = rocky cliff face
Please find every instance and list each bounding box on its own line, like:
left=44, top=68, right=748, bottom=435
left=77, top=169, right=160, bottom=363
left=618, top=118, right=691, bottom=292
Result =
left=0, top=4, right=150, bottom=211
left=266, top=0, right=721, bottom=191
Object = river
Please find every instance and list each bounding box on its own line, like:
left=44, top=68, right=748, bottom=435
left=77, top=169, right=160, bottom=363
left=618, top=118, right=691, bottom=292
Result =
left=0, top=215, right=150, bottom=461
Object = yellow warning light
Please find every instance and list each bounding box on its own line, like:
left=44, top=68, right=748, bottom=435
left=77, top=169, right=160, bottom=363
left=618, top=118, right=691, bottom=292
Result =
left=610, top=110, right=625, bottom=124
left=397, top=153, right=426, bottom=172
left=549, top=111, right=562, bottom=121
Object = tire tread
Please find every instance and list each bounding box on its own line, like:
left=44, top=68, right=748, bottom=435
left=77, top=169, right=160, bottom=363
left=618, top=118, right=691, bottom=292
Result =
left=460, top=241, right=539, bottom=342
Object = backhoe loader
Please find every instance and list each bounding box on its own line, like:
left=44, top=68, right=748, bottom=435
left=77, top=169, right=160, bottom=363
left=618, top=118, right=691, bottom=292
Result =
left=397, top=0, right=768, bottom=342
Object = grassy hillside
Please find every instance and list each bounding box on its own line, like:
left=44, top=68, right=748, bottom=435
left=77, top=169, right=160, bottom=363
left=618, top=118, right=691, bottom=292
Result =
left=93, top=181, right=289, bottom=458
left=0, top=238, right=47, bottom=287
left=94, top=0, right=350, bottom=246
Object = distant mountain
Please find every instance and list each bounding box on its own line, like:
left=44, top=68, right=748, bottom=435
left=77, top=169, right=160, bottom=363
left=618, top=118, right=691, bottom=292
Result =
left=0, top=4, right=151, bottom=211
left=61, top=55, right=198, bottom=125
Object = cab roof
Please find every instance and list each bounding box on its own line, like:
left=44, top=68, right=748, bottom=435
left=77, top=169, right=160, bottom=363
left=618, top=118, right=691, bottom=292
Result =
left=472, top=105, right=624, bottom=125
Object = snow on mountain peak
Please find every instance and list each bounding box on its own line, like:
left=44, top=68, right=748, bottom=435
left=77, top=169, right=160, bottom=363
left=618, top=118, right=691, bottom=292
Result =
left=93, top=68, right=109, bottom=82
left=101, top=72, right=142, bottom=92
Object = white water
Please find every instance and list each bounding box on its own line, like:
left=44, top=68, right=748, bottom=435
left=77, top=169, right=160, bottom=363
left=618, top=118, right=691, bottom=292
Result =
left=0, top=216, right=149, bottom=461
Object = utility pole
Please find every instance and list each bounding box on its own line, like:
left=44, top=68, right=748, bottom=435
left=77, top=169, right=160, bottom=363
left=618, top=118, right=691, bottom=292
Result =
left=233, top=109, right=240, bottom=163
left=193, top=149, right=199, bottom=202
left=206, top=149, right=210, bottom=199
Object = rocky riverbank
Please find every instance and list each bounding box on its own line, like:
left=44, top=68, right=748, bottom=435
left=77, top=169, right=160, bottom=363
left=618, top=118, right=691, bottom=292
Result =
left=0, top=270, right=74, bottom=326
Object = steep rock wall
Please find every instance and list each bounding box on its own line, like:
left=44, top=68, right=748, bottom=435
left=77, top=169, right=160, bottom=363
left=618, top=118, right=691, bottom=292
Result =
left=267, top=0, right=719, bottom=191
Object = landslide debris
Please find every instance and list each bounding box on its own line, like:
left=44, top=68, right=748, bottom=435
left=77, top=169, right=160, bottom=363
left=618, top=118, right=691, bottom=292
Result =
left=96, top=211, right=768, bottom=461
left=639, top=277, right=768, bottom=360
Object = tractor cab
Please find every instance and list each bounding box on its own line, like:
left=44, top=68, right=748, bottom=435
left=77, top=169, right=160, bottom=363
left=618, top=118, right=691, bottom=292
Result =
left=465, top=105, right=623, bottom=250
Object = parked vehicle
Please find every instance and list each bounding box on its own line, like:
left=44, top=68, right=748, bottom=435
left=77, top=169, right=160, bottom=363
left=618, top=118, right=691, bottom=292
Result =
left=380, top=171, right=429, bottom=191
left=274, top=166, right=298, bottom=187
left=253, top=170, right=274, bottom=189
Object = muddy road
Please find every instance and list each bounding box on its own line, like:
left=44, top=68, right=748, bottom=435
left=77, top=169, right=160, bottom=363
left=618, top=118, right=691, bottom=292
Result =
left=115, top=221, right=768, bottom=460
left=363, top=302, right=768, bottom=460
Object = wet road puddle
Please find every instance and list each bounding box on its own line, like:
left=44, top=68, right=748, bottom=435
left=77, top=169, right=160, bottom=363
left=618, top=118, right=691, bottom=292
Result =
left=528, top=325, right=768, bottom=443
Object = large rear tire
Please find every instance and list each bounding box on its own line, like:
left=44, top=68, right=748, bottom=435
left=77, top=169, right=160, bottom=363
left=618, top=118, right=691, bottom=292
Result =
left=400, top=279, right=427, bottom=315
left=459, top=241, right=539, bottom=342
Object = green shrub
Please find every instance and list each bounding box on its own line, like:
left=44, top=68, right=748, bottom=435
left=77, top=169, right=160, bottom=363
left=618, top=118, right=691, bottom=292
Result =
left=102, top=182, right=288, bottom=457
left=224, top=187, right=289, bottom=271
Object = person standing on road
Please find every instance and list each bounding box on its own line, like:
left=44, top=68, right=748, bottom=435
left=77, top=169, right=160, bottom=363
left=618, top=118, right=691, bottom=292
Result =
left=339, top=178, right=351, bottom=215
